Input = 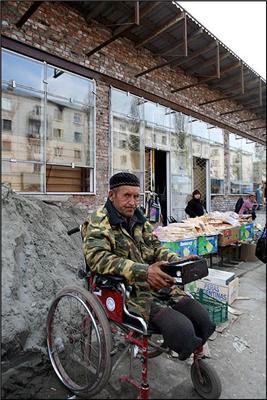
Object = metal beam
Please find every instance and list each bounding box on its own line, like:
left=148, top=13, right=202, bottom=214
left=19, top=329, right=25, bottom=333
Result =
left=199, top=93, right=237, bottom=106
left=216, top=41, right=220, bottom=79
left=250, top=126, right=266, bottom=130
left=136, top=40, right=216, bottom=78
left=187, top=51, right=229, bottom=76
left=159, top=27, right=203, bottom=57
left=220, top=104, right=265, bottom=115
left=183, top=13, right=188, bottom=57
left=241, top=62, right=245, bottom=94
left=237, top=118, right=263, bottom=124
left=135, top=11, right=184, bottom=49
left=171, top=61, right=241, bottom=93
left=85, top=1, right=160, bottom=57
left=16, top=1, right=43, bottom=28
left=86, top=2, right=141, bottom=57
left=259, top=78, right=263, bottom=106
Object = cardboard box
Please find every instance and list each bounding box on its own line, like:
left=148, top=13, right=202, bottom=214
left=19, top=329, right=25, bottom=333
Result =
left=161, top=238, right=198, bottom=257
left=239, top=223, right=254, bottom=241
left=218, top=226, right=240, bottom=247
left=198, top=235, right=218, bottom=255
left=204, top=268, right=236, bottom=285
left=240, top=243, right=258, bottom=262
left=185, top=276, right=239, bottom=305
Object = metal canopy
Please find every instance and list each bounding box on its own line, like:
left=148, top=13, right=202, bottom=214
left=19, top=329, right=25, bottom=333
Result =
left=15, top=1, right=266, bottom=132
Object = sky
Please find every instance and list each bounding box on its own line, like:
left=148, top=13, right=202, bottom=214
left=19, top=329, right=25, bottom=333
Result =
left=178, top=1, right=266, bottom=79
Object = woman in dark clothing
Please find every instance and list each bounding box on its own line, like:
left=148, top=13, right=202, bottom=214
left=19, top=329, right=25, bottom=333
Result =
left=185, top=190, right=205, bottom=218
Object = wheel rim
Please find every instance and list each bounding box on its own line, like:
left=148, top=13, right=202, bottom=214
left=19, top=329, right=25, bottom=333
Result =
left=47, top=292, right=107, bottom=393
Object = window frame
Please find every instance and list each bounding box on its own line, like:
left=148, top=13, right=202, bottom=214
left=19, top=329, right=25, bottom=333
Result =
left=2, top=48, right=96, bottom=195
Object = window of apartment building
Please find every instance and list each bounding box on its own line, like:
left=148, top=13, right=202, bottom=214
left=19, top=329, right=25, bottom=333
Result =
left=74, top=149, right=81, bottom=160
left=1, top=49, right=95, bottom=193
left=29, top=120, right=41, bottom=136
left=2, top=119, right=12, bottom=131
left=54, top=146, right=63, bottom=157
left=73, top=112, right=82, bottom=124
left=54, top=108, right=63, bottom=121
left=2, top=97, right=12, bottom=111
left=229, top=133, right=260, bottom=194
left=74, top=131, right=82, bottom=143
left=53, top=128, right=63, bottom=139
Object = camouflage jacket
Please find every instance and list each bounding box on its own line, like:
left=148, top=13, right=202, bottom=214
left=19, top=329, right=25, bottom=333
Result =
left=82, top=199, right=186, bottom=321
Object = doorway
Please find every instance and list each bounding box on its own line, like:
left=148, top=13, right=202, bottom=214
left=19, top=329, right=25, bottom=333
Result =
left=145, top=148, right=168, bottom=225
left=193, top=156, right=210, bottom=212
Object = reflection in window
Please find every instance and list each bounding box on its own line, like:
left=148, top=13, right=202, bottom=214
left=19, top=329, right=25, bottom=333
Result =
left=1, top=49, right=95, bottom=193
left=74, top=132, right=82, bottom=143
left=2, top=119, right=12, bottom=130
left=2, top=160, right=43, bottom=192
left=53, top=128, right=63, bottom=139
left=74, top=149, right=81, bottom=160
left=210, top=144, right=224, bottom=194
left=229, top=133, right=259, bottom=194
left=73, top=112, right=82, bottom=124
left=2, top=97, right=12, bottom=111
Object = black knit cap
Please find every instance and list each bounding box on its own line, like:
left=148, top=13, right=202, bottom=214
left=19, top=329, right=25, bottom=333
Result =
left=109, top=172, right=140, bottom=190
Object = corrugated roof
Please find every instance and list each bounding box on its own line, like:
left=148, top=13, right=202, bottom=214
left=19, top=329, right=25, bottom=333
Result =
left=14, top=0, right=265, bottom=135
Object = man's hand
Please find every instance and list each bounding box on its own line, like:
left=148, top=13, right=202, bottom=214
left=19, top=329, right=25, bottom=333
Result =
left=147, top=261, right=176, bottom=290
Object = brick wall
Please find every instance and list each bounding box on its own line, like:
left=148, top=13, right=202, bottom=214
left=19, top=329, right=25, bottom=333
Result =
left=1, top=1, right=265, bottom=210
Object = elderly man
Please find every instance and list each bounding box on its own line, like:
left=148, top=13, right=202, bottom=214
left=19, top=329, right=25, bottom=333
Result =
left=82, top=172, right=215, bottom=360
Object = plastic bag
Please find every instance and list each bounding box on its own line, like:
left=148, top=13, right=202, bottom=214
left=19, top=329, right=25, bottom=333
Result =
left=255, top=227, right=267, bottom=263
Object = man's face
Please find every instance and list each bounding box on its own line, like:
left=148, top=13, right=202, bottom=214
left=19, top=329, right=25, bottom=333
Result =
left=109, top=186, right=140, bottom=218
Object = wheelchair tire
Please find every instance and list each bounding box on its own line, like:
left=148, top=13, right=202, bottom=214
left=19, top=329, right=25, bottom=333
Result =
left=47, top=286, right=112, bottom=398
left=191, top=359, right=222, bottom=399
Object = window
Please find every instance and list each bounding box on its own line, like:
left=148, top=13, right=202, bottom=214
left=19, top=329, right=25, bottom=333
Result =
left=29, top=120, right=41, bottom=136
left=74, top=149, right=81, bottom=160
left=2, top=97, right=12, bottom=111
left=2, top=140, right=11, bottom=151
left=229, top=134, right=255, bottom=194
left=73, top=112, right=82, bottom=124
left=54, top=147, right=63, bottom=157
left=34, top=105, right=41, bottom=116
left=53, top=128, right=63, bottom=139
left=1, top=49, right=95, bottom=193
left=54, top=108, right=63, bottom=120
left=2, top=119, right=12, bottom=131
left=74, top=132, right=82, bottom=143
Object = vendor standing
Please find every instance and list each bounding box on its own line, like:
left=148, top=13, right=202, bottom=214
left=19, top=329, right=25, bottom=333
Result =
left=185, top=190, right=206, bottom=218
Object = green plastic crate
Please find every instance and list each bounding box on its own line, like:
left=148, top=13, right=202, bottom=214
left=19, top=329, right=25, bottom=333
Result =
left=192, top=288, right=228, bottom=325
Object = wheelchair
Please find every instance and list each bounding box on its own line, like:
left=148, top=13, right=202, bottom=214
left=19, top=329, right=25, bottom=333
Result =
left=47, top=226, right=222, bottom=399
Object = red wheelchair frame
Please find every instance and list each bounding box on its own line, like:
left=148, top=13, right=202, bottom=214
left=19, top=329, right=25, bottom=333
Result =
left=47, top=227, right=222, bottom=399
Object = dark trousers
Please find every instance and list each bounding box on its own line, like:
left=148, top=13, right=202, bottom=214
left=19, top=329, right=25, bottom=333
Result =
left=149, top=296, right=216, bottom=360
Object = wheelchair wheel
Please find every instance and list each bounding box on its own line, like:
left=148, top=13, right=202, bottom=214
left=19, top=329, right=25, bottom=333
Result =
left=191, top=359, right=222, bottom=399
left=47, top=286, right=112, bottom=398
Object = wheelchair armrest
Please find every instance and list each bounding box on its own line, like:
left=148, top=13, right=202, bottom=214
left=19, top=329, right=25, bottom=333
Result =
left=95, top=274, right=130, bottom=290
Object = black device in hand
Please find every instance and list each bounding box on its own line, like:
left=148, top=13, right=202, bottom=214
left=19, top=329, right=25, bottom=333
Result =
left=162, top=258, right=208, bottom=285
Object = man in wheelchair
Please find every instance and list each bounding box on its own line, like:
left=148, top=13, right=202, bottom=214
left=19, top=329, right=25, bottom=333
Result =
left=82, top=172, right=216, bottom=362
